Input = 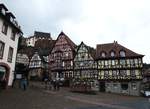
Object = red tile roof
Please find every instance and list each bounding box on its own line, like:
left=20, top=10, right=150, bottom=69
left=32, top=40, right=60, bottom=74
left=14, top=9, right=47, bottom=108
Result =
left=35, top=39, right=55, bottom=50
left=18, top=46, right=34, bottom=59
left=96, top=41, right=144, bottom=59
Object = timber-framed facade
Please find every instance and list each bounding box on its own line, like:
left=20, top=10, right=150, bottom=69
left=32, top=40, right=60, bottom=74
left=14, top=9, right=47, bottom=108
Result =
left=96, top=41, right=144, bottom=96
left=49, top=32, right=76, bottom=85
left=71, top=42, right=98, bottom=92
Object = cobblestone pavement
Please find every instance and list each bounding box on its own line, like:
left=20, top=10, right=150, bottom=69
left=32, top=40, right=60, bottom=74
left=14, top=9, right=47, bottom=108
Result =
left=0, top=81, right=150, bottom=109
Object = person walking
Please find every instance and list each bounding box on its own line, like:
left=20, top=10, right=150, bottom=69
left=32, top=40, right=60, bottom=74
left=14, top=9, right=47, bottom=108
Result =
left=21, top=77, right=27, bottom=91
left=44, top=76, right=49, bottom=90
left=52, top=79, right=56, bottom=91
left=56, top=79, right=60, bottom=91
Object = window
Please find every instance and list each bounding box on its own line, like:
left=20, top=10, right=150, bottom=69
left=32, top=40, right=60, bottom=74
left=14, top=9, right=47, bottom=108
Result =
left=62, top=61, right=65, bottom=67
left=130, top=59, right=135, bottom=67
left=81, top=55, right=85, bottom=59
left=1, top=8, right=6, bottom=15
left=80, top=62, right=84, bottom=66
left=112, top=70, right=117, bottom=78
left=7, top=47, right=13, bottom=62
left=11, top=30, right=16, bottom=41
left=71, top=61, right=73, bottom=66
left=120, top=59, right=126, bottom=66
left=120, top=50, right=126, bottom=57
left=121, top=83, right=128, bottom=90
left=0, top=41, right=5, bottom=59
left=2, top=22, right=8, bottom=35
left=112, top=60, right=115, bottom=65
left=113, top=83, right=118, bottom=88
left=130, top=70, right=136, bottom=78
left=101, top=52, right=106, bottom=58
left=131, top=82, right=137, bottom=90
left=110, top=51, right=115, bottom=57
left=120, top=70, right=127, bottom=78
left=104, top=71, right=109, bottom=78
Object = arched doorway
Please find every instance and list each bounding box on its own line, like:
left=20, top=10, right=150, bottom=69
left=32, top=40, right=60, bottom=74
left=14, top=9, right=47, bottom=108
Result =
left=0, top=63, right=10, bottom=89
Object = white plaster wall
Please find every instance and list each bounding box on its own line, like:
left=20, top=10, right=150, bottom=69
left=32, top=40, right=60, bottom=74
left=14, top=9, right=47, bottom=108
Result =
left=0, top=17, right=20, bottom=86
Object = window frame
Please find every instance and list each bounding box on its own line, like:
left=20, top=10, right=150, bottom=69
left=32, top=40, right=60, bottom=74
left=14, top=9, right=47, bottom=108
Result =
left=0, top=41, right=5, bottom=59
left=11, top=29, right=16, bottom=41
left=101, top=52, right=106, bottom=58
left=2, top=22, right=8, bottom=35
left=110, top=51, right=115, bottom=57
left=120, top=50, right=126, bottom=57
left=7, top=47, right=13, bottom=63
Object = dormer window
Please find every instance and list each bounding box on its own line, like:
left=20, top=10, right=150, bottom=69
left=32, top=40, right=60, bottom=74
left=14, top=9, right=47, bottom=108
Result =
left=110, top=51, right=115, bottom=57
left=120, top=50, right=126, bottom=57
left=1, top=8, right=6, bottom=15
left=0, top=4, right=8, bottom=15
left=101, top=52, right=106, bottom=58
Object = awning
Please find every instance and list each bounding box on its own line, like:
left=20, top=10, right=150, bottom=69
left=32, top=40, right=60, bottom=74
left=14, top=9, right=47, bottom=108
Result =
left=0, top=66, right=6, bottom=73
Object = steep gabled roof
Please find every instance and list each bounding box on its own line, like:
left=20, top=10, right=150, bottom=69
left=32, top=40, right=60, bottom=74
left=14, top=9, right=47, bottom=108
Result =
left=96, top=41, right=144, bottom=59
left=75, top=41, right=96, bottom=59
left=54, top=31, right=76, bottom=51
left=60, top=31, right=76, bottom=50
left=0, top=4, right=8, bottom=11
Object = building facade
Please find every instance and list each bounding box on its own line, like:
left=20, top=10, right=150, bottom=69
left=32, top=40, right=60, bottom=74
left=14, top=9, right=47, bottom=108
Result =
left=71, top=42, right=98, bottom=92
left=26, top=31, right=52, bottom=47
left=142, top=64, right=150, bottom=91
left=0, top=4, right=22, bottom=88
left=29, top=52, right=49, bottom=80
left=96, top=41, right=144, bottom=96
left=15, top=52, right=29, bottom=79
left=49, top=32, right=76, bottom=84
left=16, top=53, right=29, bottom=66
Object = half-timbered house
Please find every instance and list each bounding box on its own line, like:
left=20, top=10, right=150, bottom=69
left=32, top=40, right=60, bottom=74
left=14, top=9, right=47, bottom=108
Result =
left=49, top=32, right=76, bottom=85
left=71, top=42, right=98, bottom=92
left=96, top=41, right=144, bottom=96
left=29, top=52, right=48, bottom=80
left=28, top=35, right=55, bottom=80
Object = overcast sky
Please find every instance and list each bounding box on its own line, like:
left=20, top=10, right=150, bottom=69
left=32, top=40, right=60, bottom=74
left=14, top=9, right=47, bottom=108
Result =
left=1, top=0, right=150, bottom=63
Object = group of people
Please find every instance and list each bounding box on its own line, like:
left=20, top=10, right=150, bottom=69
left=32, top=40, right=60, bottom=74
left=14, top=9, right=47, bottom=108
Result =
left=12, top=74, right=61, bottom=91
left=44, top=77, right=60, bottom=91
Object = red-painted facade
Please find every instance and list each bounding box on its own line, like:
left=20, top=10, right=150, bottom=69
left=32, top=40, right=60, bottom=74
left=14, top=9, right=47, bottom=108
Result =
left=49, top=32, right=76, bottom=81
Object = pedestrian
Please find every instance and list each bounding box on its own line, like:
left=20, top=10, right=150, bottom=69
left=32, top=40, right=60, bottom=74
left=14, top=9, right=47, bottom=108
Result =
left=44, top=76, right=49, bottom=90
left=56, top=79, right=60, bottom=91
left=53, top=79, right=56, bottom=91
left=21, top=77, right=27, bottom=91
left=48, top=79, right=52, bottom=90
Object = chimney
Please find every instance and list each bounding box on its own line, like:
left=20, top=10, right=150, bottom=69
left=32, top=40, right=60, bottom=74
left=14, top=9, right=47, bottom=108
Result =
left=113, top=40, right=118, bottom=44
left=114, top=40, right=116, bottom=44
